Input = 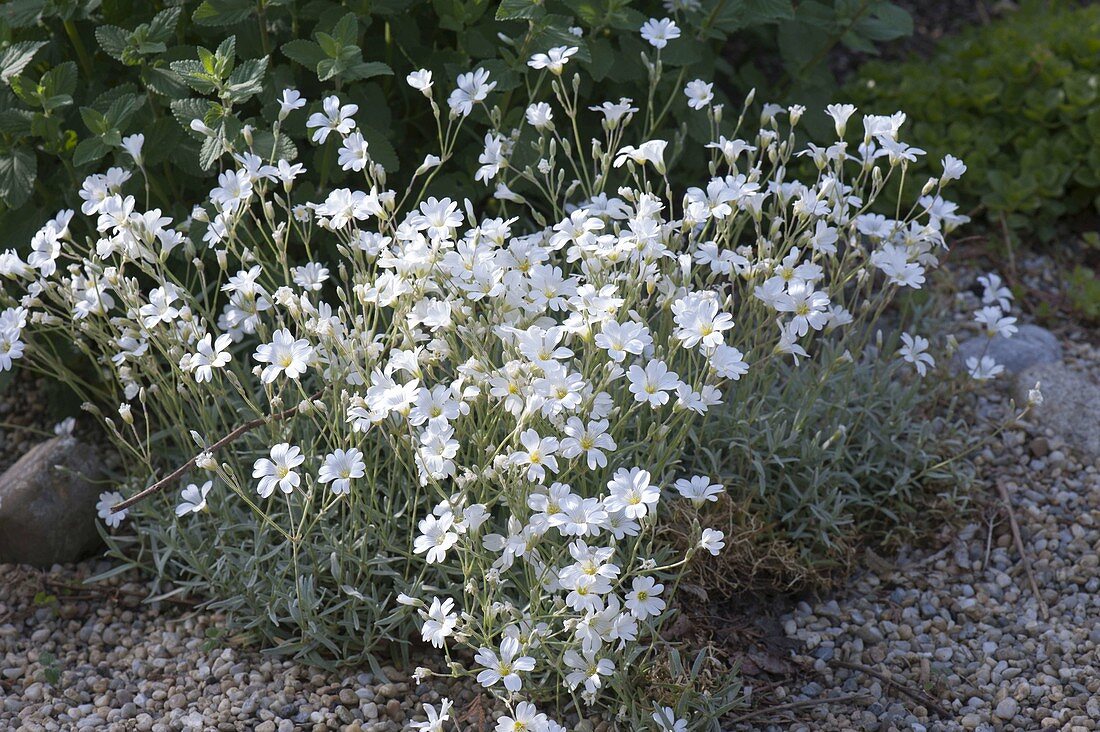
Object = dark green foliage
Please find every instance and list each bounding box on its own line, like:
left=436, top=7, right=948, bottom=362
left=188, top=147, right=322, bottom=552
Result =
left=846, top=1, right=1100, bottom=240
left=0, top=0, right=912, bottom=245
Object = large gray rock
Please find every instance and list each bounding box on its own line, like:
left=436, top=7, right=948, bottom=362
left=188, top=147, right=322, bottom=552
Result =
left=0, top=436, right=107, bottom=566
left=955, top=324, right=1062, bottom=375
left=1015, top=362, right=1100, bottom=460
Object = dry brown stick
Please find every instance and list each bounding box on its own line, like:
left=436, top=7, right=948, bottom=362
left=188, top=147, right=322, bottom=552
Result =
left=43, top=578, right=200, bottom=607
left=725, top=693, right=871, bottom=725
left=832, top=660, right=951, bottom=718
left=112, top=389, right=324, bottom=513
left=997, top=478, right=1050, bottom=620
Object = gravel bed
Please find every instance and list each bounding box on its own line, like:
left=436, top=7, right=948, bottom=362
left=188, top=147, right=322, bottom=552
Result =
left=734, top=331, right=1100, bottom=728
left=0, top=561, right=490, bottom=732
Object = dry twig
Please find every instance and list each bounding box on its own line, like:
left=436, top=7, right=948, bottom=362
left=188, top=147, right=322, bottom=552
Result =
left=996, top=478, right=1050, bottom=620
left=831, top=660, right=951, bottom=718
left=112, top=389, right=323, bottom=512
left=725, top=693, right=871, bottom=725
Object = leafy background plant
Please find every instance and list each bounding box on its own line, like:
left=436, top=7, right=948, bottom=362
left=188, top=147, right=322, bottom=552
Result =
left=845, top=0, right=1100, bottom=242
left=0, top=0, right=914, bottom=246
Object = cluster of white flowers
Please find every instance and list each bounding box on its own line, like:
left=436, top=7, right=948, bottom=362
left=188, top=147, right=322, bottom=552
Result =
left=4, top=17, right=977, bottom=729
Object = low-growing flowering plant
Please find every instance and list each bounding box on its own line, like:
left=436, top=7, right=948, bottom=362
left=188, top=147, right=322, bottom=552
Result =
left=2, top=20, right=983, bottom=730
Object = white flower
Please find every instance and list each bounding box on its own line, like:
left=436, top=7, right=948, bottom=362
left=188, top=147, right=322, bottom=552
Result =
left=563, top=648, right=614, bottom=694
left=406, top=69, right=434, bottom=95
left=525, top=102, right=554, bottom=130
left=625, top=575, right=665, bottom=619
left=410, top=699, right=452, bottom=732
left=898, top=332, right=935, bottom=376
left=337, top=131, right=371, bottom=172
left=640, top=18, right=680, bottom=49
left=699, top=528, right=725, bottom=556
left=474, top=637, right=535, bottom=692
left=252, top=443, right=305, bottom=498
left=176, top=481, right=213, bottom=516
left=974, top=305, right=1017, bottom=339
left=627, top=359, right=680, bottom=407
left=96, top=491, right=127, bottom=529
left=511, top=429, right=560, bottom=483
left=613, top=140, right=668, bottom=174
left=595, top=320, right=651, bottom=363
left=318, top=448, right=366, bottom=495
left=528, top=46, right=578, bottom=74
left=674, top=476, right=722, bottom=506
left=966, top=355, right=1004, bottom=381
left=254, top=328, right=313, bottom=382
left=652, top=706, right=688, bottom=732
left=306, top=95, right=358, bottom=143
left=774, top=281, right=830, bottom=336
left=604, top=467, right=659, bottom=519
left=278, top=89, right=306, bottom=120
left=447, top=68, right=496, bottom=117
left=121, top=133, right=144, bottom=166
left=977, top=272, right=1013, bottom=311
left=825, top=103, right=857, bottom=139
left=941, top=154, right=967, bottom=182
left=559, top=418, right=616, bottom=470
left=414, top=512, right=459, bottom=564
left=683, top=80, right=713, bottom=110
left=420, top=596, right=458, bottom=648
left=181, top=333, right=233, bottom=383
left=495, top=702, right=548, bottom=732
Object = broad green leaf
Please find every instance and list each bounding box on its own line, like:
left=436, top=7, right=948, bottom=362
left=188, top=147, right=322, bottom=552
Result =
left=170, top=59, right=220, bottom=94
left=0, top=0, right=48, bottom=28
left=341, top=61, right=393, bottom=83
left=147, top=7, right=183, bottom=42
left=79, top=106, right=110, bottom=135
left=170, top=98, right=213, bottom=133
left=225, top=58, right=268, bottom=103
left=105, top=94, right=143, bottom=129
left=282, top=39, right=327, bottom=70
left=192, top=0, right=254, bottom=27
left=0, top=110, right=33, bottom=137
left=41, top=61, right=77, bottom=99
left=142, top=65, right=190, bottom=98
left=0, top=41, right=46, bottom=85
left=330, top=12, right=359, bottom=45
left=95, top=25, right=132, bottom=63
left=72, top=137, right=112, bottom=168
left=198, top=132, right=226, bottom=169
left=0, top=147, right=35, bottom=207
left=496, top=0, right=545, bottom=21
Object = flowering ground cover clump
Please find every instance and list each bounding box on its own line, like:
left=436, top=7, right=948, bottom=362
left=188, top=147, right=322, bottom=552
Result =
left=0, top=20, right=982, bottom=729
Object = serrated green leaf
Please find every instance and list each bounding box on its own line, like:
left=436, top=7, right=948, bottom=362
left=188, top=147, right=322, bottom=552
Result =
left=282, top=39, right=327, bottom=70
left=171, top=98, right=214, bottom=134
left=79, top=106, right=109, bottom=135
left=225, top=57, right=267, bottom=103
left=72, top=137, right=112, bottom=167
left=170, top=59, right=220, bottom=94
left=105, top=94, right=143, bottom=129
left=0, top=110, right=33, bottom=137
left=496, top=0, right=544, bottom=21
left=95, top=25, right=132, bottom=64
left=0, top=147, right=35, bottom=207
left=330, top=12, right=359, bottom=45
left=341, top=61, right=393, bottom=83
left=147, top=7, right=183, bottom=42
left=0, top=0, right=47, bottom=28
left=192, top=0, right=254, bottom=27
left=0, top=41, right=46, bottom=85
left=41, top=61, right=77, bottom=99
left=142, top=65, right=190, bottom=98
left=199, top=132, right=226, bottom=169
